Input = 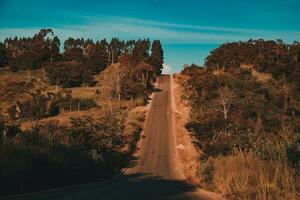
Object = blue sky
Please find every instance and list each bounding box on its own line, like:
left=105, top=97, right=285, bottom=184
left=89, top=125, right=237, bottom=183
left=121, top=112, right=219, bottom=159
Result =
left=0, top=0, right=300, bottom=72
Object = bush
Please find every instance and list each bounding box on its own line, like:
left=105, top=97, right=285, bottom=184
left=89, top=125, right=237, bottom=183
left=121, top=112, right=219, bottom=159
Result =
left=49, top=101, right=60, bottom=116
left=0, top=111, right=133, bottom=195
left=121, top=78, right=146, bottom=100
left=198, top=153, right=296, bottom=200
left=124, top=108, right=146, bottom=153
left=0, top=144, right=105, bottom=195
left=134, top=95, right=148, bottom=106
left=186, top=119, right=254, bottom=158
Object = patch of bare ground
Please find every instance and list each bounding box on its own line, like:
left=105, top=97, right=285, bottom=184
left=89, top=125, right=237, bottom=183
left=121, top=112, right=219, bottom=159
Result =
left=172, top=74, right=201, bottom=185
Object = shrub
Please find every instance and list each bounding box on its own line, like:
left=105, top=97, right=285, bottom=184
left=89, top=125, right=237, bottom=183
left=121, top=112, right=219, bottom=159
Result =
left=0, top=144, right=104, bottom=195
left=124, top=108, right=146, bottom=153
left=199, top=153, right=296, bottom=200
left=49, top=101, right=60, bottom=116
left=134, top=95, right=148, bottom=106
left=0, top=111, right=132, bottom=195
left=186, top=119, right=254, bottom=158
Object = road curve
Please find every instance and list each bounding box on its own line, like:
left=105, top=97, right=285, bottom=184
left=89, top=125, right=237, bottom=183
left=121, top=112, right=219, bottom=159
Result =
left=14, top=75, right=222, bottom=200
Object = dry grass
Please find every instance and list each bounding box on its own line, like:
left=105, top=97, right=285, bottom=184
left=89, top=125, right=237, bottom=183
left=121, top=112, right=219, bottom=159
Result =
left=69, top=87, right=100, bottom=99
left=20, top=108, right=106, bottom=130
left=0, top=68, right=48, bottom=87
left=0, top=68, right=49, bottom=118
left=212, top=68, right=226, bottom=76
left=251, top=70, right=272, bottom=83
left=124, top=107, right=146, bottom=135
left=240, top=64, right=272, bottom=83
left=122, top=106, right=146, bottom=153
left=211, top=64, right=272, bottom=83
left=211, top=152, right=295, bottom=200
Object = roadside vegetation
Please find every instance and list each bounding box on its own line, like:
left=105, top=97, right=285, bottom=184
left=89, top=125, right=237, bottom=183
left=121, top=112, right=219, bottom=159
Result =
left=0, top=29, right=163, bottom=195
left=180, top=40, right=300, bottom=200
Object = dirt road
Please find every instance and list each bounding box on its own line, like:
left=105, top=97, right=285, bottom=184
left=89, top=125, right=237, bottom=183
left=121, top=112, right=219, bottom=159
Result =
left=14, top=75, right=222, bottom=200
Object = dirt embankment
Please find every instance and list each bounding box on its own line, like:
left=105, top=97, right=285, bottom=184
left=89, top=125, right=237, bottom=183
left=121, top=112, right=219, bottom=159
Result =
left=171, top=74, right=200, bottom=185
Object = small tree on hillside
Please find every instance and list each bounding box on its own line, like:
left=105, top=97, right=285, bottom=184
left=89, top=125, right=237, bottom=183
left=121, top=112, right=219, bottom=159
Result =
left=214, top=86, right=236, bottom=121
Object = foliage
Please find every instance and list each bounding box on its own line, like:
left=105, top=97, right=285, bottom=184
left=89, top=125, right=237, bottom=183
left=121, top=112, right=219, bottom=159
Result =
left=124, top=108, right=146, bottom=153
left=8, top=90, right=97, bottom=120
left=0, top=108, right=143, bottom=195
left=0, top=42, right=8, bottom=68
left=205, top=40, right=300, bottom=86
left=4, top=29, right=61, bottom=70
left=149, top=40, right=164, bottom=75
left=49, top=101, right=60, bottom=116
left=182, top=40, right=300, bottom=199
left=197, top=153, right=295, bottom=200
left=0, top=28, right=161, bottom=196
left=46, top=61, right=95, bottom=87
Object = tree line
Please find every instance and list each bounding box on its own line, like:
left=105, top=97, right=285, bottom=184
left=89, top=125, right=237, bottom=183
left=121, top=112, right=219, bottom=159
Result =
left=0, top=29, right=164, bottom=122
left=205, top=39, right=300, bottom=84
left=0, top=29, right=164, bottom=88
left=0, top=29, right=160, bottom=195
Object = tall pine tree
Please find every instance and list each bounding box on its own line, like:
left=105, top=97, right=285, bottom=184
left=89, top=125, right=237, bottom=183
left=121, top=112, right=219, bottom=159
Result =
left=149, top=40, right=164, bottom=75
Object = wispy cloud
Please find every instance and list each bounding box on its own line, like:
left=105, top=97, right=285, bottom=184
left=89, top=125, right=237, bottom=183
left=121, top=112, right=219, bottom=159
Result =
left=1, top=15, right=299, bottom=44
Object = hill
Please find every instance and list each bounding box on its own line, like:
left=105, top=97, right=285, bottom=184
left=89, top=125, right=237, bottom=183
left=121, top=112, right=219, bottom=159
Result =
left=178, top=40, right=300, bottom=200
left=0, top=29, right=163, bottom=196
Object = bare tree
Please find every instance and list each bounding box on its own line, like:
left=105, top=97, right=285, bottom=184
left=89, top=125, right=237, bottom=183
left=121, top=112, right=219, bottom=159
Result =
left=214, top=86, right=235, bottom=121
left=103, top=63, right=127, bottom=101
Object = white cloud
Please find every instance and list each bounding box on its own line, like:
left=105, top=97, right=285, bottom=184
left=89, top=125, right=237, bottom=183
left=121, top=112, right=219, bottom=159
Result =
left=162, top=63, right=172, bottom=74
left=1, top=15, right=299, bottom=44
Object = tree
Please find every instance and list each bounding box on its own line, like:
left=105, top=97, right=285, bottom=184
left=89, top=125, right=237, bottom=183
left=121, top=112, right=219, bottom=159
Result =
left=4, top=29, right=60, bottom=70
left=49, top=36, right=61, bottom=61
left=290, top=41, right=300, bottom=63
left=102, top=63, right=127, bottom=101
left=214, top=86, right=235, bottom=121
left=30, top=90, right=48, bottom=119
left=135, top=61, right=154, bottom=89
left=63, top=37, right=85, bottom=62
left=149, top=40, right=164, bottom=75
left=108, top=38, right=124, bottom=64
left=0, top=42, right=8, bottom=68
left=86, top=41, right=108, bottom=74
left=132, top=39, right=150, bottom=62
left=47, top=61, right=94, bottom=88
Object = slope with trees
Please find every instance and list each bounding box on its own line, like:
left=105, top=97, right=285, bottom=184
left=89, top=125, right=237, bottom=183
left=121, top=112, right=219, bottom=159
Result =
left=179, top=40, right=300, bottom=200
left=0, top=29, right=163, bottom=196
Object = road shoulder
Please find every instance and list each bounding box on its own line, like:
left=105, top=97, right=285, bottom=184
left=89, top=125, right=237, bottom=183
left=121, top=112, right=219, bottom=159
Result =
left=171, top=74, right=226, bottom=200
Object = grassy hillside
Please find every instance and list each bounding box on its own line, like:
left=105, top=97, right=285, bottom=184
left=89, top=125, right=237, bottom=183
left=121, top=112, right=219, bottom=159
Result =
left=179, top=40, right=300, bottom=200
